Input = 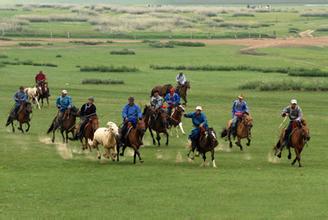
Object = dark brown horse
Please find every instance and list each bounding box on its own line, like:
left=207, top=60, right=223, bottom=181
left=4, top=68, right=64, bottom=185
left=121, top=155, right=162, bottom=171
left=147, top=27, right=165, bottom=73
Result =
left=118, top=119, right=146, bottom=164
left=6, top=102, right=32, bottom=133
left=37, top=82, right=50, bottom=108
left=187, top=126, right=219, bottom=168
left=151, top=84, right=173, bottom=97
left=168, top=104, right=186, bottom=138
left=80, top=116, right=99, bottom=151
left=176, top=81, right=190, bottom=105
left=47, top=108, right=78, bottom=143
left=221, top=114, right=253, bottom=151
left=143, top=105, right=169, bottom=146
left=274, top=119, right=310, bottom=167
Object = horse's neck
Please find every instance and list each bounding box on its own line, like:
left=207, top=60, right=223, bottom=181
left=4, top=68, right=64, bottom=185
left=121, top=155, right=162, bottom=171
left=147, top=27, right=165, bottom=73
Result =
left=291, top=128, right=305, bottom=146
left=237, top=120, right=248, bottom=136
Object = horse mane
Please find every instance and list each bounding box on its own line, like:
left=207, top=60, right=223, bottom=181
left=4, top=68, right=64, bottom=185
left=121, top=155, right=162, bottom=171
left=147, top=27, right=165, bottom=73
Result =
left=107, top=121, right=119, bottom=136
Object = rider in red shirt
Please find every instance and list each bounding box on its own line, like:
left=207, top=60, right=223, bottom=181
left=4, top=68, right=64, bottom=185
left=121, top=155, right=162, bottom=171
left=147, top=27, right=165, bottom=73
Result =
left=35, top=71, right=50, bottom=96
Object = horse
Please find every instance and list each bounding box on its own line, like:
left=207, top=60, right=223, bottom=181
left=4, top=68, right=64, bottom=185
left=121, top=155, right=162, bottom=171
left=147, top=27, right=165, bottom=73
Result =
left=6, top=102, right=33, bottom=133
left=221, top=114, right=253, bottom=151
left=88, top=122, right=119, bottom=161
left=79, top=115, right=99, bottom=151
left=143, top=105, right=169, bottom=146
left=176, top=81, right=190, bottom=105
left=47, top=108, right=78, bottom=143
left=25, top=87, right=40, bottom=109
left=168, top=104, right=186, bottom=138
left=274, top=119, right=310, bottom=167
left=118, top=119, right=146, bottom=164
left=187, top=126, right=219, bottom=168
left=37, top=82, right=50, bottom=108
left=151, top=84, right=173, bottom=97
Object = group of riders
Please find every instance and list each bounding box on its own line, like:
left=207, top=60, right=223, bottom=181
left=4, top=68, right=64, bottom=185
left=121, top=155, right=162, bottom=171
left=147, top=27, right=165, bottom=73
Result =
left=7, top=71, right=305, bottom=157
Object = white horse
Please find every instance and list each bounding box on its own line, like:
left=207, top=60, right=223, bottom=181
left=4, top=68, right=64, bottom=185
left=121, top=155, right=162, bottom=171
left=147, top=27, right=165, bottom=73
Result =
left=88, top=121, right=119, bottom=161
left=25, top=87, right=40, bottom=109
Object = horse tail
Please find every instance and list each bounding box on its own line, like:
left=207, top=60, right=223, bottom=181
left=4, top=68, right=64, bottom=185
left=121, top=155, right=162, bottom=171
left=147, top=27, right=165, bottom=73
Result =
left=47, top=121, right=55, bottom=134
left=5, top=116, right=12, bottom=127
left=221, top=128, right=228, bottom=138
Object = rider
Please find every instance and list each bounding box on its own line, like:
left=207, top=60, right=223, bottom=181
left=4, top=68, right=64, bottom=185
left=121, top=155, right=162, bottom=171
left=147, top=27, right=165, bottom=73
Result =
left=164, top=88, right=180, bottom=116
left=12, top=86, right=28, bottom=118
left=231, top=94, right=249, bottom=136
left=75, top=97, right=97, bottom=139
left=184, top=106, right=208, bottom=149
left=176, top=72, right=186, bottom=95
left=150, top=90, right=164, bottom=110
left=281, top=99, right=303, bottom=147
left=120, top=97, right=142, bottom=145
left=35, top=70, right=50, bottom=96
left=55, top=90, right=72, bottom=126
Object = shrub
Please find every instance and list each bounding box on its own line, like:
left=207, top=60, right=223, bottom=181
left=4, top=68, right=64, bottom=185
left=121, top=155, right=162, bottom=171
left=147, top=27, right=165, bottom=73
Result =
left=239, top=80, right=328, bottom=91
left=168, top=41, right=206, bottom=47
left=233, top=13, right=255, bottom=17
left=288, top=27, right=300, bottom=33
left=18, top=42, right=42, bottom=47
left=81, top=79, right=124, bottom=85
left=0, top=54, right=8, bottom=59
left=0, top=37, right=12, bottom=41
left=80, top=65, right=138, bottom=72
left=69, top=40, right=105, bottom=45
left=1, top=59, right=57, bottom=67
left=110, top=49, right=135, bottom=55
left=316, top=27, right=328, bottom=32
left=56, top=54, right=62, bottom=58
left=149, top=41, right=174, bottom=48
left=301, top=13, right=328, bottom=18
left=240, top=49, right=267, bottom=56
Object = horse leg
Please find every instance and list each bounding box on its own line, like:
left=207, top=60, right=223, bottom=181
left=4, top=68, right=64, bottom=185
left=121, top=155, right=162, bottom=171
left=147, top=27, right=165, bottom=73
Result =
left=156, top=132, right=161, bottom=146
left=11, top=122, right=15, bottom=133
left=297, top=147, right=303, bottom=167
left=35, top=97, right=41, bottom=110
left=65, top=131, right=69, bottom=143
left=60, top=130, right=65, bottom=143
left=25, top=122, right=30, bottom=132
left=135, top=149, right=143, bottom=163
left=18, top=122, right=24, bottom=133
left=179, top=122, right=186, bottom=135
left=116, top=143, right=120, bottom=162
left=246, top=137, right=251, bottom=146
left=235, top=137, right=243, bottom=151
left=211, top=149, right=217, bottom=168
left=291, top=148, right=299, bottom=166
left=133, top=150, right=137, bottom=164
left=175, top=127, right=179, bottom=138
left=165, top=131, right=169, bottom=146
left=287, top=147, right=292, bottom=160
left=149, top=128, right=156, bottom=145
left=52, top=129, right=56, bottom=143
left=201, top=153, right=206, bottom=167
left=228, top=130, right=233, bottom=148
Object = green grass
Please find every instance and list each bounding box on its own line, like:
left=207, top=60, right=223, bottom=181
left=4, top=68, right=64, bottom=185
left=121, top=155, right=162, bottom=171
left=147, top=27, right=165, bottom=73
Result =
left=1, top=40, right=328, bottom=219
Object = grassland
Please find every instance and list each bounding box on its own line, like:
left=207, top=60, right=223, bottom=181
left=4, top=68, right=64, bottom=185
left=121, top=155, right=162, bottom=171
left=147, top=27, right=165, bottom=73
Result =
left=0, top=4, right=327, bottom=39
left=0, top=38, right=328, bottom=219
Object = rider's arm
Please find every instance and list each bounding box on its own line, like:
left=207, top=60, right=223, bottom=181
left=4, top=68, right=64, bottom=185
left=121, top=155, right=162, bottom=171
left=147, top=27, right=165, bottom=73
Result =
left=175, top=94, right=180, bottom=105
left=281, top=107, right=289, bottom=117
left=137, top=105, right=142, bottom=119
left=296, top=108, right=303, bottom=121
left=56, top=97, right=61, bottom=109
left=122, top=105, right=128, bottom=120
left=184, top=112, right=194, bottom=118
left=244, top=101, right=249, bottom=114
left=232, top=101, right=236, bottom=117
left=67, top=96, right=72, bottom=109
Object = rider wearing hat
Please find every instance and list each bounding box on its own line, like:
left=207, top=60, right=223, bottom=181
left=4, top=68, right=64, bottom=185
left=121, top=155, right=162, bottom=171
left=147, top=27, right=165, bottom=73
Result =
left=231, top=94, right=249, bottom=136
left=55, top=90, right=73, bottom=125
left=150, top=90, right=164, bottom=110
left=12, top=86, right=28, bottom=118
left=281, top=99, right=303, bottom=147
left=75, top=96, right=97, bottom=139
left=120, top=96, right=142, bottom=145
left=164, top=87, right=180, bottom=116
left=184, top=106, right=208, bottom=150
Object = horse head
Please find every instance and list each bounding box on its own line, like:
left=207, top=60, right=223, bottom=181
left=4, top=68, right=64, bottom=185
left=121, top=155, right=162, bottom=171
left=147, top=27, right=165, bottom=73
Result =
left=300, top=119, right=310, bottom=142
left=185, top=81, right=191, bottom=89
left=137, top=119, right=146, bottom=133
left=107, top=121, right=119, bottom=136
left=242, top=114, right=253, bottom=129
left=25, top=102, right=33, bottom=113
left=203, top=127, right=218, bottom=148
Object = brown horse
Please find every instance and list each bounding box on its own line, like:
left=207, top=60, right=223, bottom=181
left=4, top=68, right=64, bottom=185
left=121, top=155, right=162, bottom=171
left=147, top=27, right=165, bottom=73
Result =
left=79, top=116, right=99, bottom=151
left=176, top=81, right=190, bottom=105
left=37, top=82, right=50, bottom=108
left=143, top=105, right=169, bottom=146
left=118, top=119, right=146, bottom=164
left=47, top=108, right=78, bottom=143
left=151, top=84, right=173, bottom=97
left=221, top=114, right=253, bottom=151
left=274, top=119, right=310, bottom=167
left=6, top=102, right=32, bottom=133
left=187, top=126, right=219, bottom=168
left=168, top=104, right=186, bottom=138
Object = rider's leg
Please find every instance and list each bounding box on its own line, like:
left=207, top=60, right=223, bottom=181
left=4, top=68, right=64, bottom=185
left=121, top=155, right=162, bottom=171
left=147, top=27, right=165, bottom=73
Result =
left=231, top=116, right=238, bottom=136
left=76, top=117, right=88, bottom=138
left=283, top=121, right=292, bottom=146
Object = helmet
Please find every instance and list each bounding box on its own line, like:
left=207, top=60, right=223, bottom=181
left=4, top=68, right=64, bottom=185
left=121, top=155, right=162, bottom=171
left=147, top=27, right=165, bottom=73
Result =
left=62, top=90, right=68, bottom=94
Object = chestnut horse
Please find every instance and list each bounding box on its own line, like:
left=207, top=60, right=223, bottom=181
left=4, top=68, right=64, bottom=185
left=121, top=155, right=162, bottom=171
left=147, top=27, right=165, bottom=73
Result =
left=118, top=119, right=146, bottom=164
left=151, top=84, right=173, bottom=97
left=143, top=105, right=169, bottom=146
left=274, top=119, right=310, bottom=167
left=175, top=81, right=190, bottom=105
left=187, top=126, right=219, bottom=168
left=168, top=104, right=186, bottom=138
left=80, top=116, right=99, bottom=151
left=6, top=102, right=32, bottom=133
left=221, top=114, right=253, bottom=151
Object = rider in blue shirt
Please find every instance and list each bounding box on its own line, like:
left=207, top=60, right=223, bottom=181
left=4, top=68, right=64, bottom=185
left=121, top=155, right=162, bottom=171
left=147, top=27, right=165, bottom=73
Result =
left=13, top=86, right=28, bottom=117
left=231, top=95, right=249, bottom=136
left=164, top=88, right=180, bottom=116
left=55, top=90, right=73, bottom=125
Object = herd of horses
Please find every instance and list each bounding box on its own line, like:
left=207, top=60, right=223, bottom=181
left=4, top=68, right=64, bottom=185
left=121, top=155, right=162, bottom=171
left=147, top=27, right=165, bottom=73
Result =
left=5, top=81, right=310, bottom=167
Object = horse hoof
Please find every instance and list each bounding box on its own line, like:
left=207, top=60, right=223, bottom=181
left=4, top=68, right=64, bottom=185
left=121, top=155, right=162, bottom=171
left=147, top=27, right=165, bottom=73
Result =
left=246, top=143, right=250, bottom=146
left=98, top=156, right=101, bottom=160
